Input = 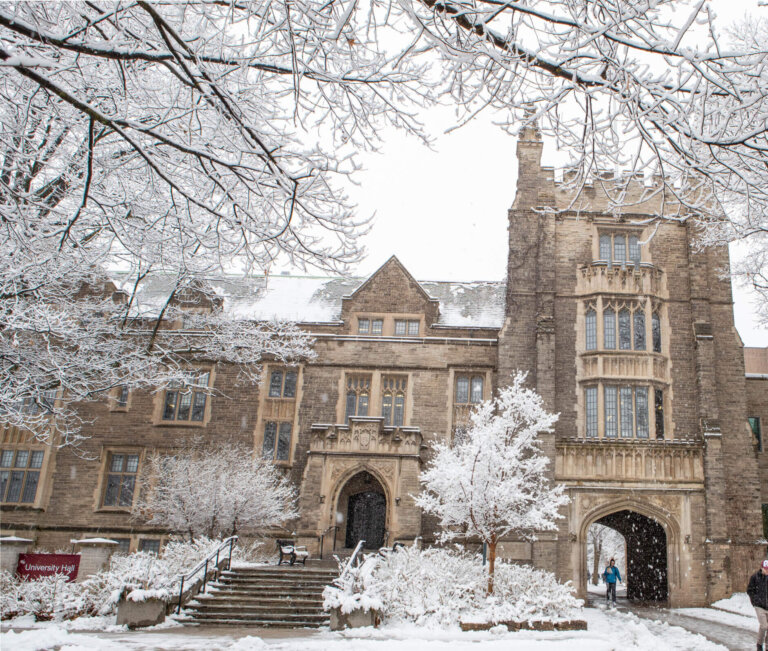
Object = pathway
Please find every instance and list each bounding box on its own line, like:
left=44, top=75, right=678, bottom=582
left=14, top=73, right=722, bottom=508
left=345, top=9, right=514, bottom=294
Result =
left=589, top=595, right=756, bottom=651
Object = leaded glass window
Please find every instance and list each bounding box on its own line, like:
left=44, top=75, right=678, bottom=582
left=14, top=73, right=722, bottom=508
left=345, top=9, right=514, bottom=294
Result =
left=162, top=371, right=210, bottom=422
left=604, top=386, right=618, bottom=438
left=345, top=376, right=371, bottom=421
left=102, top=453, right=139, bottom=507
left=0, top=449, right=44, bottom=504
left=629, top=235, right=640, bottom=264
left=614, top=235, right=626, bottom=264
left=652, top=312, right=661, bottom=353
left=620, top=387, right=634, bottom=438
left=455, top=376, right=469, bottom=404
left=654, top=389, right=665, bottom=439
left=599, top=234, right=611, bottom=261
left=470, top=376, right=483, bottom=403
left=618, top=309, right=632, bottom=350
left=604, top=308, right=616, bottom=349
left=635, top=387, right=649, bottom=438
left=381, top=377, right=407, bottom=427
left=585, top=387, right=598, bottom=438
left=586, top=309, right=597, bottom=350
left=268, top=370, right=297, bottom=398
left=634, top=311, right=646, bottom=350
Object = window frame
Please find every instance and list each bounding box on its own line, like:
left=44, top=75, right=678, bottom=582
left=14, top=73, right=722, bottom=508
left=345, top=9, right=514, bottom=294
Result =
left=598, top=231, right=643, bottom=266
left=381, top=376, right=407, bottom=427
left=101, top=451, right=140, bottom=509
left=454, top=374, right=485, bottom=405
left=158, top=369, right=212, bottom=426
left=262, top=420, right=293, bottom=462
left=267, top=369, right=298, bottom=399
left=0, top=448, right=45, bottom=505
left=582, top=383, right=660, bottom=439
left=345, top=375, right=371, bottom=422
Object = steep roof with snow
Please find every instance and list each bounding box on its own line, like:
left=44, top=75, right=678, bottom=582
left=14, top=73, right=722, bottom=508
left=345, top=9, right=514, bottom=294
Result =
left=115, top=273, right=506, bottom=329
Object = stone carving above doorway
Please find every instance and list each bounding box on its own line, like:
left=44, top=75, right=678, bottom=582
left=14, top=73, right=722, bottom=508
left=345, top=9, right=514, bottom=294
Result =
left=310, top=417, right=423, bottom=456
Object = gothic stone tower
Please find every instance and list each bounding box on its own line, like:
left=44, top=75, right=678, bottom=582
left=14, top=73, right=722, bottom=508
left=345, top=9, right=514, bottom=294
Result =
left=498, top=126, right=764, bottom=607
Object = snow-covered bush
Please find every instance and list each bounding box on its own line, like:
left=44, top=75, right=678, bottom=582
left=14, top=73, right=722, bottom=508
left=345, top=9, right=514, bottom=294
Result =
left=323, top=545, right=582, bottom=628
left=1, top=537, right=241, bottom=621
left=1, top=573, right=84, bottom=621
left=0, top=570, right=22, bottom=620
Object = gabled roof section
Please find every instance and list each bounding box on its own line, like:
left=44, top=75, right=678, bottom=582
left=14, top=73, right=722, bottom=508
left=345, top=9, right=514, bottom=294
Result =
left=341, top=256, right=440, bottom=325
left=347, top=256, right=437, bottom=305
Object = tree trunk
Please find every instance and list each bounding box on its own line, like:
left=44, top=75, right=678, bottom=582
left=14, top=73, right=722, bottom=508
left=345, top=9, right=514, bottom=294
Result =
left=487, top=539, right=497, bottom=595
left=592, top=540, right=602, bottom=585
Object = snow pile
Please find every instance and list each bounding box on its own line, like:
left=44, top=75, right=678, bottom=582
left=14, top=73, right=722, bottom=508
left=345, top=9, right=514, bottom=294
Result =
left=323, top=545, right=582, bottom=627
left=711, top=592, right=753, bottom=617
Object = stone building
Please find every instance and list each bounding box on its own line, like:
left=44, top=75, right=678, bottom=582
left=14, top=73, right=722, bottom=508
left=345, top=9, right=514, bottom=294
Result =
left=2, top=130, right=766, bottom=608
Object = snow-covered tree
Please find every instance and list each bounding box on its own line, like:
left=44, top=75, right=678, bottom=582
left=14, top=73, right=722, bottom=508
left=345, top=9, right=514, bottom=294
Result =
left=416, top=372, right=569, bottom=594
left=3, top=0, right=768, bottom=447
left=587, top=524, right=625, bottom=586
left=132, top=442, right=299, bottom=540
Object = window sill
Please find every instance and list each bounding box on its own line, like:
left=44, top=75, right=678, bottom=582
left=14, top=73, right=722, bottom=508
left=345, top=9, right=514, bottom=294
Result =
left=94, top=506, right=133, bottom=514
left=1, top=503, right=44, bottom=512
left=153, top=420, right=207, bottom=427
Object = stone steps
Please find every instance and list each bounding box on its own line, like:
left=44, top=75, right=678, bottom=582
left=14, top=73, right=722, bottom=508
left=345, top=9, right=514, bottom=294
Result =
left=183, top=565, right=338, bottom=628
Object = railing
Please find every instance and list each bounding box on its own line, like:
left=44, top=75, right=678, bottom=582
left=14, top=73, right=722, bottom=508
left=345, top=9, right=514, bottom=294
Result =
left=176, top=536, right=237, bottom=614
left=319, top=525, right=339, bottom=560
left=340, top=539, right=366, bottom=581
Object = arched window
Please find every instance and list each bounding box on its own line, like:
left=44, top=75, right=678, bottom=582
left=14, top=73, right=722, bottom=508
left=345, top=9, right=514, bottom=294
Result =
left=652, top=312, right=662, bottom=353
left=604, top=308, right=616, bottom=349
left=633, top=311, right=646, bottom=350
left=381, top=377, right=407, bottom=427
left=618, top=309, right=632, bottom=350
left=585, top=308, right=597, bottom=350
left=345, top=376, right=370, bottom=422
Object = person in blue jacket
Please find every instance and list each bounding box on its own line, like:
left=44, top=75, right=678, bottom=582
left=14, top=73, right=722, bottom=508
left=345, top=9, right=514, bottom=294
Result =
left=602, top=558, right=622, bottom=606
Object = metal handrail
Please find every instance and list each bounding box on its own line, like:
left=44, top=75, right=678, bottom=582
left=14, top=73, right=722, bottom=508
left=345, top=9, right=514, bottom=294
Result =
left=319, top=525, right=339, bottom=560
left=176, top=536, right=237, bottom=614
left=339, top=539, right=365, bottom=581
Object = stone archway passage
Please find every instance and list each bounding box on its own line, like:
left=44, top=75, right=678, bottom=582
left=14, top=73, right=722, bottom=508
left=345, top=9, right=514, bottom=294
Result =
left=338, top=471, right=387, bottom=550
left=596, top=509, right=668, bottom=602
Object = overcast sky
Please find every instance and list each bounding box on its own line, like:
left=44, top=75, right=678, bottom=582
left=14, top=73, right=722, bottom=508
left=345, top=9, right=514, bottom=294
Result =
left=330, top=0, right=767, bottom=347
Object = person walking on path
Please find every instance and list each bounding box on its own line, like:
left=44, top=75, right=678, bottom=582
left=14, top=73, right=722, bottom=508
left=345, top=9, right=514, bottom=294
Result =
left=602, top=558, right=622, bottom=606
left=747, top=559, right=768, bottom=651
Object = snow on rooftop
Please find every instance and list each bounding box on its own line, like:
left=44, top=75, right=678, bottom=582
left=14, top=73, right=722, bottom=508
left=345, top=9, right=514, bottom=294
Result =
left=114, top=274, right=506, bottom=328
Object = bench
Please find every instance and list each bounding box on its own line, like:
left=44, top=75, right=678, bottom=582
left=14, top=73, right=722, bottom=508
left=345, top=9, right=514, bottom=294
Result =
left=276, top=539, right=309, bottom=566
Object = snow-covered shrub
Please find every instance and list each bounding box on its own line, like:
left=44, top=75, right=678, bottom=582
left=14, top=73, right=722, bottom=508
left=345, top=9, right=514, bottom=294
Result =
left=1, top=574, right=85, bottom=621
left=2, top=537, right=246, bottom=621
left=0, top=570, right=22, bottom=620
left=323, top=545, right=582, bottom=628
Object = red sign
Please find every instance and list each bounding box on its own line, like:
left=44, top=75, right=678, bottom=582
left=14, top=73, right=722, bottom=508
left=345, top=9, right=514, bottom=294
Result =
left=16, top=554, right=80, bottom=582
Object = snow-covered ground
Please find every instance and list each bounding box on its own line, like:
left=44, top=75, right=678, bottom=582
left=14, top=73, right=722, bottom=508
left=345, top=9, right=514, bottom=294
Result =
left=672, top=591, right=757, bottom=633
left=1, top=607, right=728, bottom=651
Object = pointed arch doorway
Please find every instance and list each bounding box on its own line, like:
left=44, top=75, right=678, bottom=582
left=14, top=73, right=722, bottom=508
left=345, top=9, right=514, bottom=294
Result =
left=588, top=509, right=669, bottom=602
left=337, top=471, right=387, bottom=549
